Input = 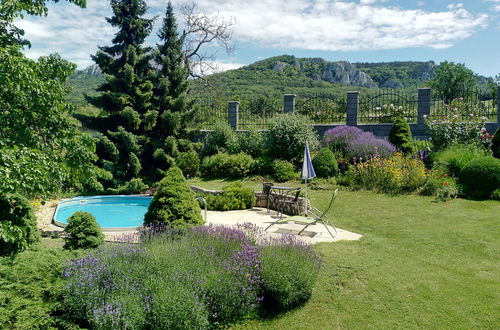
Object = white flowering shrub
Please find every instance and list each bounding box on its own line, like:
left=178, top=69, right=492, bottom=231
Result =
left=425, top=98, right=488, bottom=150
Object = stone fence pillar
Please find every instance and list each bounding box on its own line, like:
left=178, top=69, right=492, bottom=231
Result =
left=418, top=88, right=431, bottom=125
left=284, top=94, right=296, bottom=113
left=228, top=101, right=239, bottom=130
left=346, top=91, right=359, bottom=126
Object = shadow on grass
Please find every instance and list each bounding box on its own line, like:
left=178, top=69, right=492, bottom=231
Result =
left=256, top=295, right=309, bottom=320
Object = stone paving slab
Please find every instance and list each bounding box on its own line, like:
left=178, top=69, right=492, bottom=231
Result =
left=36, top=201, right=362, bottom=244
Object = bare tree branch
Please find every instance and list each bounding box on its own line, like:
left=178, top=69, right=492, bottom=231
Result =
left=180, top=3, right=235, bottom=80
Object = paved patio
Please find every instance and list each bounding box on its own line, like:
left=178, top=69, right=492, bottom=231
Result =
left=36, top=202, right=362, bottom=244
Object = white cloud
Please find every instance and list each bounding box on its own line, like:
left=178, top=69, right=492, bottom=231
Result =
left=487, top=0, right=500, bottom=12
left=17, top=0, right=489, bottom=68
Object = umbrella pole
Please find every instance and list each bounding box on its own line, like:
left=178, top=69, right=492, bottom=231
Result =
left=304, top=177, right=308, bottom=215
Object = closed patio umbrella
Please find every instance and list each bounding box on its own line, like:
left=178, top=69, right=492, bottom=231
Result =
left=301, top=141, right=316, bottom=214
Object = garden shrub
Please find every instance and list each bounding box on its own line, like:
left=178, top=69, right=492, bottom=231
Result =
left=389, top=117, right=413, bottom=153
left=260, top=235, right=322, bottom=311
left=235, top=129, right=265, bottom=157
left=63, top=211, right=104, bottom=250
left=431, top=143, right=488, bottom=177
left=492, top=127, right=500, bottom=158
left=265, top=113, right=318, bottom=162
left=201, top=152, right=254, bottom=178
left=147, top=282, right=209, bottom=329
left=272, top=160, right=297, bottom=182
left=0, top=246, right=78, bottom=329
left=203, top=121, right=238, bottom=156
left=203, top=183, right=256, bottom=211
left=144, top=167, right=203, bottom=228
left=312, top=148, right=338, bottom=178
left=424, top=99, right=485, bottom=150
left=492, top=189, right=500, bottom=201
left=0, top=193, right=40, bottom=256
left=346, top=132, right=396, bottom=160
left=251, top=156, right=274, bottom=175
left=322, top=125, right=363, bottom=154
left=176, top=150, right=201, bottom=177
left=419, top=167, right=459, bottom=201
left=459, top=157, right=500, bottom=199
left=107, top=178, right=148, bottom=194
left=353, top=153, right=426, bottom=194
left=62, top=224, right=322, bottom=328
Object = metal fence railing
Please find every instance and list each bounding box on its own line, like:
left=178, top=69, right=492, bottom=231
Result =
left=295, top=94, right=346, bottom=124
left=358, top=89, right=418, bottom=124
left=192, top=98, right=228, bottom=130
left=238, top=97, right=283, bottom=130
left=430, top=89, right=497, bottom=122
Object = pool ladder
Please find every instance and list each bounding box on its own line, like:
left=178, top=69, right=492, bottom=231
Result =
left=196, top=197, right=207, bottom=221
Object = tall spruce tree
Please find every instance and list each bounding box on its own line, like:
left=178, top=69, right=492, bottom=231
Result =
left=153, top=1, right=193, bottom=140
left=89, top=0, right=155, bottom=184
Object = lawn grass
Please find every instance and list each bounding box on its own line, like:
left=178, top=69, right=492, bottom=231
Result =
left=189, top=179, right=500, bottom=329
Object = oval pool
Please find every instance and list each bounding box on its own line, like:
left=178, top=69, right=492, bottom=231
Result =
left=53, top=195, right=152, bottom=230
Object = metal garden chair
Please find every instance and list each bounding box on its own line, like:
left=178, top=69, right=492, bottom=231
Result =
left=265, top=188, right=338, bottom=238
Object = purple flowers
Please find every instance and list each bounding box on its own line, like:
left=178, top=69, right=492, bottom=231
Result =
left=346, top=132, right=396, bottom=159
left=323, top=125, right=364, bottom=152
left=322, top=126, right=396, bottom=160
left=62, top=223, right=323, bottom=328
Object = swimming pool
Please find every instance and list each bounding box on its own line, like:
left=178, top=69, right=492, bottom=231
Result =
left=53, top=195, right=152, bottom=231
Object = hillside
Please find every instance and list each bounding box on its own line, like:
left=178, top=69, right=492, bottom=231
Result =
left=66, top=55, right=490, bottom=107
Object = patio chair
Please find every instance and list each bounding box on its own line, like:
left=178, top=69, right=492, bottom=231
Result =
left=265, top=188, right=338, bottom=238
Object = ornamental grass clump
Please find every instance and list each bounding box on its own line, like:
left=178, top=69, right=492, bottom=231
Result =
left=63, top=223, right=322, bottom=329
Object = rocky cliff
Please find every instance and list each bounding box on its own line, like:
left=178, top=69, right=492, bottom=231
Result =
left=271, top=57, right=377, bottom=88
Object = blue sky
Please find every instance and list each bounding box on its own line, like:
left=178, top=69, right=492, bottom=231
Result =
left=18, top=0, right=500, bottom=77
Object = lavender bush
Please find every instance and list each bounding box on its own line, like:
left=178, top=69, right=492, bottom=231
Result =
left=62, top=223, right=322, bottom=329
left=346, top=132, right=396, bottom=160
left=322, top=125, right=364, bottom=153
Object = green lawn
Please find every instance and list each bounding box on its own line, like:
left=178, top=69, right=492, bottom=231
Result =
left=189, top=179, right=500, bottom=329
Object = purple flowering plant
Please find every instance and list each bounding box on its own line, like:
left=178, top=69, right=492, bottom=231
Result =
left=62, top=223, right=322, bottom=328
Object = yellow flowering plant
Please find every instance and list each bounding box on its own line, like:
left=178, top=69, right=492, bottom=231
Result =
left=352, top=153, right=427, bottom=194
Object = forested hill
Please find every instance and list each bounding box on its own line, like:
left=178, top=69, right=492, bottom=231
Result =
left=67, top=55, right=489, bottom=105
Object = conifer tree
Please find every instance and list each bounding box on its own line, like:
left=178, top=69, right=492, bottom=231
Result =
left=153, top=1, right=194, bottom=140
left=89, top=0, right=155, bottom=183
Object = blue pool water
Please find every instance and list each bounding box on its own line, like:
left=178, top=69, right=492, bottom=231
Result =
left=54, top=196, right=152, bottom=229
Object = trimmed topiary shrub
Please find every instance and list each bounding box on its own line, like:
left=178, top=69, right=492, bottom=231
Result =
left=272, top=160, right=297, bottom=182
left=265, top=113, right=318, bottom=162
left=0, top=193, right=40, bottom=256
left=492, top=127, right=500, bottom=158
left=144, top=167, right=203, bottom=228
left=201, top=152, right=254, bottom=178
left=63, top=211, right=104, bottom=250
left=459, top=157, right=500, bottom=199
left=389, top=117, right=413, bottom=153
left=312, top=148, right=338, bottom=178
